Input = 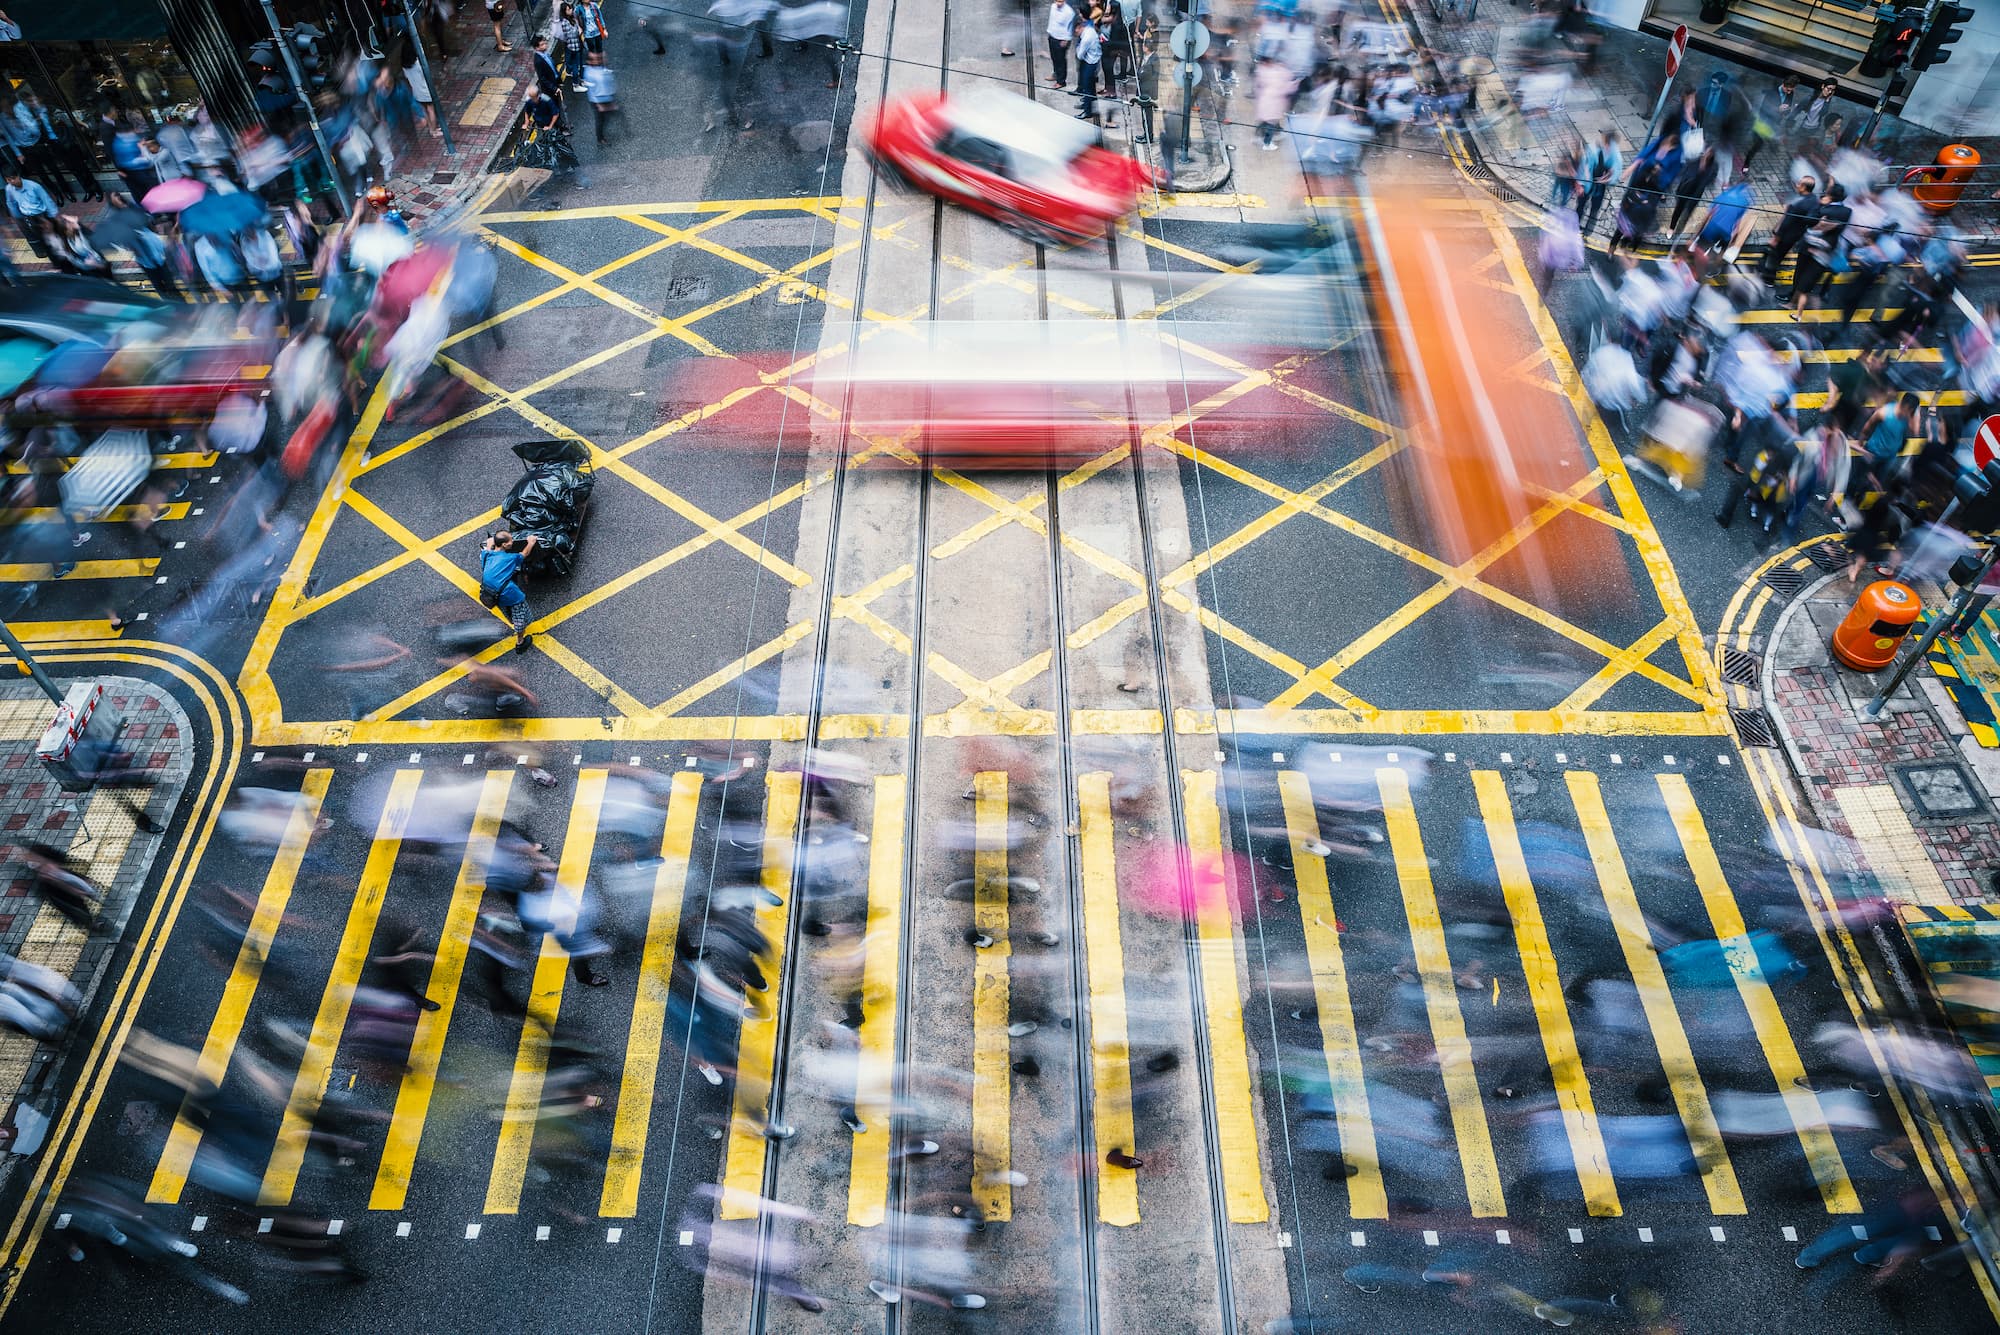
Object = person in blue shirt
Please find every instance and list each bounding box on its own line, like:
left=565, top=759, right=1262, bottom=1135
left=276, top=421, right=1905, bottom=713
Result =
left=3, top=166, right=56, bottom=257
left=1694, top=167, right=1755, bottom=257
left=479, top=529, right=538, bottom=653
left=1073, top=14, right=1102, bottom=121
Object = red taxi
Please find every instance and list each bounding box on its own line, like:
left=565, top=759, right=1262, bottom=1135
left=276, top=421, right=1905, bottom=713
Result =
left=864, top=88, right=1160, bottom=245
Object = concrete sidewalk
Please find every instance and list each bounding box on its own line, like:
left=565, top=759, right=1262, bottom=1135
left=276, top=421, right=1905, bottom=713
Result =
left=0, top=675, right=194, bottom=1188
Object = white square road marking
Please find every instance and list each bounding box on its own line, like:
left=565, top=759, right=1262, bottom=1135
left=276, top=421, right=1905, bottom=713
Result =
left=1349, top=1231, right=1365, bottom=1247
left=1782, top=1226, right=1798, bottom=1242
left=328, top=1220, right=343, bottom=1236
left=397, top=1222, right=412, bottom=1237
left=537, top=1226, right=551, bottom=1241
left=1638, top=1227, right=1653, bottom=1243
left=466, top=1224, right=481, bottom=1240
left=1710, top=1227, right=1726, bottom=1241
left=679, top=1230, right=695, bottom=1246
left=1568, top=1228, right=1583, bottom=1244
left=192, top=1216, right=207, bottom=1232
left=1423, top=1230, right=1439, bottom=1246
left=608, top=1228, right=623, bottom=1243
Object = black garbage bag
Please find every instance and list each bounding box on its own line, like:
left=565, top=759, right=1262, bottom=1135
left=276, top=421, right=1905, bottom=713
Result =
left=501, top=439, right=595, bottom=576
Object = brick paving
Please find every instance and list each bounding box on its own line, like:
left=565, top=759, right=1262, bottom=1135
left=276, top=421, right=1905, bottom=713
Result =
left=0, top=676, right=193, bottom=1165
left=1773, top=661, right=2000, bottom=902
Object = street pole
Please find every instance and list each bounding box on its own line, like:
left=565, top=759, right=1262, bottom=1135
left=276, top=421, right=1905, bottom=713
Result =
left=260, top=0, right=353, bottom=214
left=0, top=622, right=69, bottom=708
left=403, top=0, right=457, bottom=156
left=1179, top=60, right=1195, bottom=166
left=1646, top=71, right=1677, bottom=143
left=1866, top=541, right=2000, bottom=717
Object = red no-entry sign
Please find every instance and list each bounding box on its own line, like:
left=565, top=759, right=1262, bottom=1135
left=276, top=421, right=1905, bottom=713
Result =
left=1666, top=24, right=1688, bottom=76
left=1976, top=413, right=2000, bottom=470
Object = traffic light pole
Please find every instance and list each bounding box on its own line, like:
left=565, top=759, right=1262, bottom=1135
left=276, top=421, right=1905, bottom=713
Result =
left=260, top=0, right=353, bottom=214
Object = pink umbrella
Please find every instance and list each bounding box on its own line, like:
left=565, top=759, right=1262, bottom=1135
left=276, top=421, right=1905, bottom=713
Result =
left=142, top=178, right=207, bottom=213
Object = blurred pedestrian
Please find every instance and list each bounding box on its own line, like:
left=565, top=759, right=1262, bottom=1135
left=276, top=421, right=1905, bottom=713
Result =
left=583, top=51, right=619, bottom=145
left=1254, top=54, right=1297, bottom=151
left=1664, top=145, right=1717, bottom=240
left=1578, top=128, right=1620, bottom=235
left=1758, top=175, right=1818, bottom=281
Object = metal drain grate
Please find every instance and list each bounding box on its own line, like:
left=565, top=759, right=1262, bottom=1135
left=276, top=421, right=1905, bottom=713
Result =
left=1730, top=707, right=1779, bottom=747
left=1719, top=647, right=1759, bottom=686
left=1806, top=542, right=1851, bottom=573
left=1762, top=566, right=1808, bottom=597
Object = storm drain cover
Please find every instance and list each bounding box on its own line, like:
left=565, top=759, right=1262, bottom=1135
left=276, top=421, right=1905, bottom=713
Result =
left=1894, top=762, right=1985, bottom=819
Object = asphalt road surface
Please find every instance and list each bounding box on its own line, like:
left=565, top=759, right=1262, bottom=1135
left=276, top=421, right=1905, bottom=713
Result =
left=1, top=1, right=1998, bottom=1332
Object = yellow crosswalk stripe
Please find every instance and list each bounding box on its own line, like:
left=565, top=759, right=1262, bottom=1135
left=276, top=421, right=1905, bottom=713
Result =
left=260, top=769, right=422, bottom=1206
left=1079, top=772, right=1139, bottom=1227
left=1277, top=771, right=1384, bottom=1219
left=970, top=771, right=1015, bottom=1224
left=0, top=559, right=158, bottom=582
left=1183, top=769, right=1270, bottom=1224
left=1565, top=772, right=1744, bottom=1214
left=370, top=771, right=514, bottom=1211
left=149, top=769, right=332, bottom=1203
left=848, top=773, right=907, bottom=1228
left=485, top=769, right=609, bottom=1215
left=1472, top=771, right=1620, bottom=1217
left=1377, top=767, right=1506, bottom=1218
left=599, top=771, right=704, bottom=1218
left=718, top=770, right=803, bottom=1220
left=1657, top=774, right=1860, bottom=1214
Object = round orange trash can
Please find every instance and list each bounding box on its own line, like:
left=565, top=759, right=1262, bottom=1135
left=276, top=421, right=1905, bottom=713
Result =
left=1831, top=580, right=1921, bottom=671
left=1913, top=144, right=1982, bottom=214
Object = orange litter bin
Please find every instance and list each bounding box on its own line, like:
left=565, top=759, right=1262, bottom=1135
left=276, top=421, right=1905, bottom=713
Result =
left=1913, top=144, right=1982, bottom=215
left=1831, top=580, right=1921, bottom=671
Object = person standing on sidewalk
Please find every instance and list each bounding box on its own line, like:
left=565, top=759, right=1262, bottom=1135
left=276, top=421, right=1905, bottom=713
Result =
left=1578, top=128, right=1620, bottom=236
left=1073, top=12, right=1102, bottom=123
left=1758, top=176, right=1818, bottom=281
left=1045, top=0, right=1075, bottom=88
left=486, top=0, right=514, bottom=52
left=3, top=166, right=57, bottom=259
left=479, top=529, right=537, bottom=653
left=1254, top=53, right=1296, bottom=151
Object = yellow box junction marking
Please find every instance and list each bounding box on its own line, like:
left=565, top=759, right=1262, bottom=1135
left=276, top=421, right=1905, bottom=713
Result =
left=600, top=771, right=704, bottom=1218
left=485, top=769, right=608, bottom=1214
left=717, top=770, right=803, bottom=1220
left=970, top=771, right=1015, bottom=1224
left=371, top=770, right=514, bottom=1211
left=1565, top=772, right=1743, bottom=1214
left=1377, top=767, right=1506, bottom=1217
left=848, top=774, right=907, bottom=1228
left=1078, top=772, right=1140, bottom=1227
left=1182, top=770, right=1270, bottom=1224
left=1277, top=771, right=1384, bottom=1219
left=240, top=194, right=1725, bottom=744
left=1472, top=770, right=1619, bottom=1217
left=260, top=769, right=421, bottom=1206
left=1658, top=774, right=1859, bottom=1214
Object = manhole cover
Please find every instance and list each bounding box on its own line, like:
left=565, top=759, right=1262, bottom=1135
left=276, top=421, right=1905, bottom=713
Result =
left=1719, top=647, right=1759, bottom=686
left=1894, top=762, right=1986, bottom=819
left=1806, top=542, right=1850, bottom=573
left=1762, top=566, right=1807, bottom=597
left=663, top=275, right=710, bottom=302
left=1730, top=707, right=1778, bottom=747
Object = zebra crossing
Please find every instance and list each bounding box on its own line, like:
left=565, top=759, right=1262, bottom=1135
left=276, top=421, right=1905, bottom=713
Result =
left=125, top=751, right=1888, bottom=1234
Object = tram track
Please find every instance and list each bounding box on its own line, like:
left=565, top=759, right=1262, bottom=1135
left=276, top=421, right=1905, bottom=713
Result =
left=726, top=4, right=1255, bottom=1325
